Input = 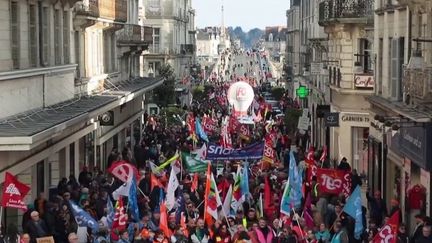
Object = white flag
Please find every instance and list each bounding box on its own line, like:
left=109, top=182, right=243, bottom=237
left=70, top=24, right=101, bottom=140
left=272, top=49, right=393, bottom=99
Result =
left=112, top=175, right=133, bottom=200
left=220, top=185, right=233, bottom=219
left=166, top=168, right=179, bottom=211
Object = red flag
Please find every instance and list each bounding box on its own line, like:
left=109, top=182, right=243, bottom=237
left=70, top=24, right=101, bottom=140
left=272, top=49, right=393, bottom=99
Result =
left=159, top=201, right=172, bottom=238
left=111, top=198, right=128, bottom=241
left=1, top=172, right=30, bottom=211
left=373, top=210, right=400, bottom=243
left=306, top=147, right=315, bottom=163
left=320, top=145, right=327, bottom=162
left=108, top=160, right=141, bottom=183
left=305, top=159, right=318, bottom=182
left=180, top=212, right=189, bottom=237
left=316, top=168, right=349, bottom=195
left=264, top=176, right=272, bottom=217
left=191, top=173, right=199, bottom=192
left=151, top=173, right=163, bottom=191
left=204, top=163, right=213, bottom=226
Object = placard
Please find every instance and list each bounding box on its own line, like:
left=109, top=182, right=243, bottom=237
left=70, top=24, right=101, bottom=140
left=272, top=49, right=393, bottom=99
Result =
left=36, top=237, right=55, bottom=243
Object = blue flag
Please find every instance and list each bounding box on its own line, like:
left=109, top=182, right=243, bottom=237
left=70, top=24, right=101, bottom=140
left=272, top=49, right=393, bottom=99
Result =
left=343, top=186, right=364, bottom=240
left=195, top=117, right=209, bottom=143
left=288, top=151, right=302, bottom=208
left=281, top=151, right=303, bottom=215
left=175, top=190, right=186, bottom=224
left=128, top=174, right=140, bottom=222
left=241, top=162, right=250, bottom=201
left=69, top=200, right=99, bottom=233
left=106, top=198, right=115, bottom=228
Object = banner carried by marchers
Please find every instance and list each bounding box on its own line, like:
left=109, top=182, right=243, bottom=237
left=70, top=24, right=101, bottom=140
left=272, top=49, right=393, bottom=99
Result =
left=108, top=160, right=141, bottom=182
left=373, top=210, right=400, bottom=243
left=206, top=142, right=264, bottom=161
left=316, top=168, right=351, bottom=195
left=1, top=172, right=30, bottom=211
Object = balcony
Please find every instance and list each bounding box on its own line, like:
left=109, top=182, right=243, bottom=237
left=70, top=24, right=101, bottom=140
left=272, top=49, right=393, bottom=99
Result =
left=180, top=44, right=196, bottom=55
left=117, top=25, right=153, bottom=47
left=76, top=0, right=127, bottom=22
left=403, top=65, right=432, bottom=101
left=318, top=0, right=374, bottom=26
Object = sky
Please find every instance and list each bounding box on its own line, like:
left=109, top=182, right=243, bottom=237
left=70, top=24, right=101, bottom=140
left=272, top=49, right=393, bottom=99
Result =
left=193, top=0, right=290, bottom=31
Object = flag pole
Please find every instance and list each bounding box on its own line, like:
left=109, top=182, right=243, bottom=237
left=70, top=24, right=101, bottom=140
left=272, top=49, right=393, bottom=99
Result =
left=291, top=207, right=305, bottom=241
left=221, top=205, right=232, bottom=232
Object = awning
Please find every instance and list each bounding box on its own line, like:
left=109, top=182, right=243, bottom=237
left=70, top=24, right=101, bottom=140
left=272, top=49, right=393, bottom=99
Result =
left=367, top=95, right=432, bottom=123
left=0, top=77, right=164, bottom=150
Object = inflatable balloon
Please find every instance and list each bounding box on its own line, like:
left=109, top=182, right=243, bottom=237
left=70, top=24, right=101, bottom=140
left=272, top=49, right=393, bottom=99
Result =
left=227, top=81, right=254, bottom=118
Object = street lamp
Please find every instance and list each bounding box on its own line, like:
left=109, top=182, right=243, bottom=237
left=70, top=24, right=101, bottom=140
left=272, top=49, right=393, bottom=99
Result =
left=374, top=114, right=389, bottom=200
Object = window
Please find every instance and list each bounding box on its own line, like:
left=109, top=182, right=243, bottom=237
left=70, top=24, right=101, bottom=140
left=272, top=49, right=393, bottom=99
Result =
left=378, top=38, right=383, bottom=94
left=54, top=9, right=61, bottom=65
left=63, top=11, right=70, bottom=64
left=359, top=38, right=372, bottom=72
left=29, top=4, right=38, bottom=67
left=42, top=6, right=49, bottom=66
left=153, top=28, right=160, bottom=52
left=10, top=1, right=19, bottom=69
left=390, top=38, right=404, bottom=100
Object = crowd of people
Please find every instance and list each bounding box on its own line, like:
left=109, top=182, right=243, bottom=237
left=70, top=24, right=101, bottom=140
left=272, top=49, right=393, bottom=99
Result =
left=1, top=50, right=432, bottom=243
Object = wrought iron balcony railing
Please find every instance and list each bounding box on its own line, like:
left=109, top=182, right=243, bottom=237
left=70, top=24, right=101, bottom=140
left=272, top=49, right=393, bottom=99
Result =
left=318, top=0, right=374, bottom=26
left=117, top=25, right=153, bottom=46
left=75, top=0, right=127, bottom=22
left=180, top=44, right=196, bottom=55
left=403, top=65, right=432, bottom=100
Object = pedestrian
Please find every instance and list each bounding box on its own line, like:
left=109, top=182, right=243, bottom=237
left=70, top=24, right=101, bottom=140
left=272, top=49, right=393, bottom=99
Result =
left=366, top=189, right=387, bottom=226
left=24, top=211, right=49, bottom=243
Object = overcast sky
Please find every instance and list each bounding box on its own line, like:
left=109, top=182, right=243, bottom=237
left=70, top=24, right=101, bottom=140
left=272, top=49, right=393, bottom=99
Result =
left=193, top=0, right=289, bottom=31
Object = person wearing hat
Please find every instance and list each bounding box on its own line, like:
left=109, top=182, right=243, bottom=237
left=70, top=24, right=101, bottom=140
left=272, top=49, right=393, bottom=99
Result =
left=245, top=208, right=258, bottom=229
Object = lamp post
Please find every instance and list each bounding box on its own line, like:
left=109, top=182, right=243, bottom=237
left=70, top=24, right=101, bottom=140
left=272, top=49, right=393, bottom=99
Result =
left=374, top=114, right=390, bottom=199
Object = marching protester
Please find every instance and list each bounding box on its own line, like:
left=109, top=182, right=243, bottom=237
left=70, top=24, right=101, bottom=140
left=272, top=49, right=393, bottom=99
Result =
left=0, top=49, right=430, bottom=243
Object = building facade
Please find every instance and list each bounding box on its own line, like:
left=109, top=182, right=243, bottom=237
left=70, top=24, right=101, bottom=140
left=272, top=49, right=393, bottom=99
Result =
left=0, top=0, right=164, bottom=227
left=318, top=0, right=374, bottom=171
left=263, top=26, right=287, bottom=63
left=142, top=0, right=196, bottom=80
left=285, top=0, right=300, bottom=95
left=368, top=0, right=432, bottom=227
left=196, top=28, right=221, bottom=63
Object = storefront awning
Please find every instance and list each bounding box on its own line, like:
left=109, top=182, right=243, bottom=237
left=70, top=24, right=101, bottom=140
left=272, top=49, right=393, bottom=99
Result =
left=0, top=77, right=164, bottom=150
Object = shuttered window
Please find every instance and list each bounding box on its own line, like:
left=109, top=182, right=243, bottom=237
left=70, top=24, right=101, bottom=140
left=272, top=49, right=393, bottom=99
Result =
left=29, top=4, right=38, bottom=67
left=390, top=38, right=404, bottom=101
left=54, top=9, right=61, bottom=65
left=10, top=1, right=19, bottom=69
left=42, top=6, right=49, bottom=66
left=63, top=11, right=70, bottom=64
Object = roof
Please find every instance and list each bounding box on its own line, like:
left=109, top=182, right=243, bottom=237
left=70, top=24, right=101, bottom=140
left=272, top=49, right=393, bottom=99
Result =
left=0, top=77, right=164, bottom=138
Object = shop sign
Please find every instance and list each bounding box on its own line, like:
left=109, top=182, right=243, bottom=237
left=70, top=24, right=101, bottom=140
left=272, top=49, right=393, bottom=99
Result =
left=354, top=75, right=375, bottom=89
left=340, top=113, right=370, bottom=125
left=297, top=116, right=310, bottom=131
left=399, top=125, right=432, bottom=170
left=324, top=112, right=339, bottom=127
left=310, top=62, right=322, bottom=75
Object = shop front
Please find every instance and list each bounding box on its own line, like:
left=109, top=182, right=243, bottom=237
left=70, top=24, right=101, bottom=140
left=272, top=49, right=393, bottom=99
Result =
left=330, top=111, right=369, bottom=169
left=396, top=124, right=432, bottom=223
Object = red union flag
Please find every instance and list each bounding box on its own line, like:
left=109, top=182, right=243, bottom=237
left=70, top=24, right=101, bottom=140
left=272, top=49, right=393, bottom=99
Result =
left=1, top=172, right=30, bottom=211
left=108, top=161, right=140, bottom=183
left=373, top=210, right=400, bottom=243
left=316, top=168, right=350, bottom=195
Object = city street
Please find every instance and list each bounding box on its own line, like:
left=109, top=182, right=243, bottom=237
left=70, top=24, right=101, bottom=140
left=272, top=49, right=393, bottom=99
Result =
left=0, top=0, right=431, bottom=242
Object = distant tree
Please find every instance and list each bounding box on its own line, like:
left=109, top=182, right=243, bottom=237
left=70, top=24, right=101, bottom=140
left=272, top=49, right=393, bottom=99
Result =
left=153, top=64, right=176, bottom=108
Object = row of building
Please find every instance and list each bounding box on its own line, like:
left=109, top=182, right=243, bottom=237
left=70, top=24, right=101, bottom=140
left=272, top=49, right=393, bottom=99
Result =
left=0, top=0, right=196, bottom=225
left=284, top=0, right=432, bottom=227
